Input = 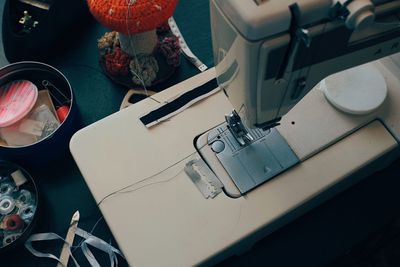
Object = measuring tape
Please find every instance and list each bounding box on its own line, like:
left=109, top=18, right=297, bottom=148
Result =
left=168, top=17, right=208, bottom=72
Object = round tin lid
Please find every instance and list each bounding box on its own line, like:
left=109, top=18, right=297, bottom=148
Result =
left=0, top=80, right=38, bottom=127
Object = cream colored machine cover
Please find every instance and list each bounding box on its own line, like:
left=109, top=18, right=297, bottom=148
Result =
left=71, top=62, right=400, bottom=266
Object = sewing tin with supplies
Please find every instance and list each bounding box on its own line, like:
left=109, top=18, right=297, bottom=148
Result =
left=0, top=161, right=38, bottom=254
left=0, top=62, right=78, bottom=168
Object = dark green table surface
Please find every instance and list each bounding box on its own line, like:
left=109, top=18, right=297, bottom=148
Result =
left=2, top=1, right=400, bottom=267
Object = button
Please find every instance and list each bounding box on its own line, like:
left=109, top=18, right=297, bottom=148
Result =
left=211, top=140, right=225, bottom=153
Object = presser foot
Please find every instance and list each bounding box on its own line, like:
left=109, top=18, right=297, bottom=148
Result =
left=224, top=110, right=253, bottom=146
left=196, top=122, right=300, bottom=198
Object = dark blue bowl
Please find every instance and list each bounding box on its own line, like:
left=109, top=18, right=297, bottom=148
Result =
left=0, top=62, right=79, bottom=168
left=0, top=160, right=39, bottom=254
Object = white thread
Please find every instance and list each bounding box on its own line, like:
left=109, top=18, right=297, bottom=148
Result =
left=125, top=0, right=151, bottom=97
left=25, top=228, right=124, bottom=267
left=96, top=123, right=227, bottom=206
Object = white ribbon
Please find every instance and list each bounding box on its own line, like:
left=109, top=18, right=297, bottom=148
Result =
left=25, top=228, right=125, bottom=267
left=76, top=228, right=124, bottom=267
left=25, top=232, right=80, bottom=267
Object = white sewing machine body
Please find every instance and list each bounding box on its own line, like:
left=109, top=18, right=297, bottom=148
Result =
left=70, top=0, right=400, bottom=266
left=198, top=0, right=400, bottom=197
left=211, top=0, right=400, bottom=128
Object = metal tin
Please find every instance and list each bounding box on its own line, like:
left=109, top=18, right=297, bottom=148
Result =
left=0, top=61, right=79, bottom=168
left=0, top=161, right=39, bottom=254
left=2, top=0, right=90, bottom=63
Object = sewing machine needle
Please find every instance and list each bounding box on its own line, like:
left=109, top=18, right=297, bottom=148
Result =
left=57, top=210, right=80, bottom=267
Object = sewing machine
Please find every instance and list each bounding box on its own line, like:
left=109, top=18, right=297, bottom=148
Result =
left=196, top=0, right=400, bottom=198
left=70, top=0, right=400, bottom=266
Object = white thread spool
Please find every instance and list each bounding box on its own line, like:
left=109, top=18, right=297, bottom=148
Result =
left=16, top=190, right=33, bottom=205
left=18, top=204, right=36, bottom=222
left=0, top=196, right=16, bottom=215
left=0, top=182, right=15, bottom=196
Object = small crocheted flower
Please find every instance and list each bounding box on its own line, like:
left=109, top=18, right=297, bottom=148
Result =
left=98, top=31, right=119, bottom=54
left=157, top=36, right=181, bottom=67
left=129, top=55, right=159, bottom=86
left=105, top=47, right=131, bottom=76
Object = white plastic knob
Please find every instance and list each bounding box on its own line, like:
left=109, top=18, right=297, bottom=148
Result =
left=345, top=0, right=375, bottom=29
left=321, top=64, right=387, bottom=115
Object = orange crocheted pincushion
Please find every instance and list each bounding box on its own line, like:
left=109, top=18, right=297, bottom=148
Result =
left=87, top=0, right=179, bottom=35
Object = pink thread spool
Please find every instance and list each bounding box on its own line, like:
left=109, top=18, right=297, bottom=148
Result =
left=0, top=80, right=38, bottom=127
left=4, top=214, right=24, bottom=231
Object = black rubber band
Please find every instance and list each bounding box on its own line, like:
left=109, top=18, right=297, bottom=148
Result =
left=140, top=78, right=218, bottom=126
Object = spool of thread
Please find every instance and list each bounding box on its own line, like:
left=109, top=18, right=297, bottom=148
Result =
left=56, top=105, right=69, bottom=123
left=18, top=204, right=35, bottom=222
left=3, top=233, right=21, bottom=247
left=0, top=182, right=15, bottom=196
left=16, top=189, right=33, bottom=205
left=0, top=196, right=15, bottom=215
left=4, top=214, right=24, bottom=231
